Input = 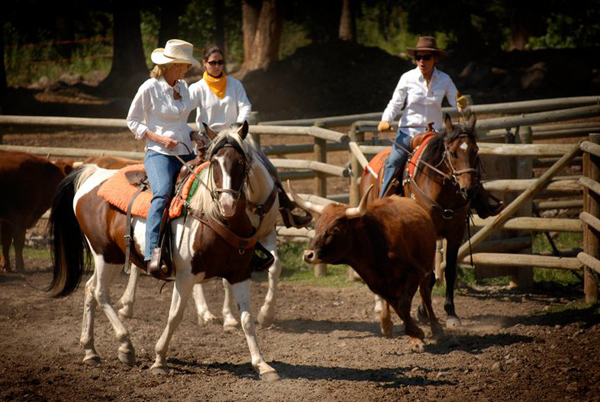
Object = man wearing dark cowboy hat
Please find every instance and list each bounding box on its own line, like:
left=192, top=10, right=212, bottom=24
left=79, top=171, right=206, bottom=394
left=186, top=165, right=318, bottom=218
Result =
left=378, top=36, right=503, bottom=218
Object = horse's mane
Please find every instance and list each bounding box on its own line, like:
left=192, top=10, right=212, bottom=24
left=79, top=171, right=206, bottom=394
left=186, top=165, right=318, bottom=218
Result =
left=187, top=128, right=255, bottom=221
left=417, top=122, right=477, bottom=172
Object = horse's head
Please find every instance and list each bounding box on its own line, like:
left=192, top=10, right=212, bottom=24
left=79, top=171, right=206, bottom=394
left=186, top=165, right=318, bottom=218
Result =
left=203, top=122, right=252, bottom=218
left=442, top=113, right=479, bottom=200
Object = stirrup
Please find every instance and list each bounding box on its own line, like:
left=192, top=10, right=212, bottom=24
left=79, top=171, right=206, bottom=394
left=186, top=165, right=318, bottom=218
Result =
left=147, top=248, right=172, bottom=281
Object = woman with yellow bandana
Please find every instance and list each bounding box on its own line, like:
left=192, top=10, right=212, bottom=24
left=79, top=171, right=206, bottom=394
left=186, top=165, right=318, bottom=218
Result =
left=189, top=45, right=251, bottom=133
left=189, top=45, right=311, bottom=228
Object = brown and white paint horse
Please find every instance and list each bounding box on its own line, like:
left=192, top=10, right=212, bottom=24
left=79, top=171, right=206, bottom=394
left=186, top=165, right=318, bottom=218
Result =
left=360, top=113, right=480, bottom=328
left=48, top=124, right=279, bottom=381
left=114, top=125, right=283, bottom=332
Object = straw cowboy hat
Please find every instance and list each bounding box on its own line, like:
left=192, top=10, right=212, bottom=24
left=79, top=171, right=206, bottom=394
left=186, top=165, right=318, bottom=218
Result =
left=407, top=36, right=447, bottom=57
left=151, top=39, right=200, bottom=66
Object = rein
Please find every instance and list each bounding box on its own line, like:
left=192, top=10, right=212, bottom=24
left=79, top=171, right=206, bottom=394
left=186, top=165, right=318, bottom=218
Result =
left=188, top=208, right=258, bottom=254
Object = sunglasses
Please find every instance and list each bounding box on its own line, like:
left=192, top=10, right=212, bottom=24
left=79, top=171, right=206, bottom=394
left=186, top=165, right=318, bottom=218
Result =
left=414, top=54, right=432, bottom=61
left=207, top=60, right=224, bottom=66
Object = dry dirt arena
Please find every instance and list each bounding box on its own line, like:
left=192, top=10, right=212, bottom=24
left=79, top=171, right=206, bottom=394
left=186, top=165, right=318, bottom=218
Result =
left=0, top=261, right=599, bottom=402
left=0, top=129, right=599, bottom=401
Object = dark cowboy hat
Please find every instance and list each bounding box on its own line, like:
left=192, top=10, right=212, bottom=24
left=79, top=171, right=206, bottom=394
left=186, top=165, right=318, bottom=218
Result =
left=407, top=36, right=447, bottom=57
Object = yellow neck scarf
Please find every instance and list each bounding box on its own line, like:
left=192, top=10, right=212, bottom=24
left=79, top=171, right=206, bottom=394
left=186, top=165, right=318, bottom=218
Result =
left=203, top=71, right=227, bottom=100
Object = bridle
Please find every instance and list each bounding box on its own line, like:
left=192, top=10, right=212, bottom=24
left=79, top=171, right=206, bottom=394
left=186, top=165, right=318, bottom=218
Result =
left=405, top=130, right=480, bottom=220
left=441, top=132, right=480, bottom=190
left=207, top=143, right=250, bottom=205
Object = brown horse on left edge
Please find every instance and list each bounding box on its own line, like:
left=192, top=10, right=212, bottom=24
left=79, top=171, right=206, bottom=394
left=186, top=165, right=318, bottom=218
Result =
left=361, top=113, right=480, bottom=327
left=0, top=150, right=74, bottom=271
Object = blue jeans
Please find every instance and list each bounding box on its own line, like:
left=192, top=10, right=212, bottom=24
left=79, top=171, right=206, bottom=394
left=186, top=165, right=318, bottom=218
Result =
left=380, top=130, right=412, bottom=197
left=144, top=150, right=196, bottom=260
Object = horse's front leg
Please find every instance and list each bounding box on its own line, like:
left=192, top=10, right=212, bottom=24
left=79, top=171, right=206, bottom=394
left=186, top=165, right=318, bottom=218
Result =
left=221, top=279, right=240, bottom=331
left=91, top=257, right=136, bottom=365
left=151, top=273, right=195, bottom=374
left=231, top=279, right=279, bottom=381
left=192, top=283, right=218, bottom=326
left=117, top=264, right=140, bottom=320
left=443, top=239, right=462, bottom=328
left=257, top=231, right=282, bottom=328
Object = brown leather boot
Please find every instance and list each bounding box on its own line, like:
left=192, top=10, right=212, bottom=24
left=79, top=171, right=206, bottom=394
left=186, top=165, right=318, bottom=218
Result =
left=277, top=184, right=313, bottom=228
left=147, top=247, right=169, bottom=280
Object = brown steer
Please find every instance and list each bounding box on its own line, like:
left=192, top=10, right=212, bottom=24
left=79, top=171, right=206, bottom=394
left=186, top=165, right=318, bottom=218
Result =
left=289, top=182, right=442, bottom=350
left=0, top=150, right=73, bottom=271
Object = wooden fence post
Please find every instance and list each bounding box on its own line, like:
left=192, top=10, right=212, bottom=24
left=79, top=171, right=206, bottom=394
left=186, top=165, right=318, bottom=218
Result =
left=514, top=126, right=534, bottom=288
left=249, top=111, right=261, bottom=148
left=313, top=121, right=327, bottom=277
left=348, top=124, right=361, bottom=207
left=583, top=133, right=600, bottom=302
left=348, top=124, right=364, bottom=282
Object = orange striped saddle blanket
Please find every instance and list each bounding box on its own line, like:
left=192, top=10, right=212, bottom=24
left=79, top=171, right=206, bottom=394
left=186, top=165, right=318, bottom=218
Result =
left=364, top=133, right=435, bottom=180
left=97, top=162, right=209, bottom=219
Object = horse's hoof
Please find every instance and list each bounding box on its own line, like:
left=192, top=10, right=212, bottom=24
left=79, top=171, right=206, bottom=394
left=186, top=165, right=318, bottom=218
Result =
left=445, top=316, right=462, bottom=329
left=223, top=324, right=238, bottom=333
left=431, top=328, right=445, bottom=341
left=117, top=307, right=133, bottom=320
left=150, top=366, right=170, bottom=376
left=83, top=356, right=101, bottom=366
left=260, top=371, right=280, bottom=382
left=198, top=312, right=218, bottom=327
left=118, top=351, right=136, bottom=366
left=410, top=339, right=425, bottom=353
left=257, top=311, right=274, bottom=328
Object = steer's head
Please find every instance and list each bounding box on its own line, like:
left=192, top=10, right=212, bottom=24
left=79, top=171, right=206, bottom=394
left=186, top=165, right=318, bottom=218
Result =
left=287, top=181, right=372, bottom=265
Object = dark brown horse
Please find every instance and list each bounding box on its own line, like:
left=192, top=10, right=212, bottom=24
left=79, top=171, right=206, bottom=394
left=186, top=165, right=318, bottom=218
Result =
left=360, top=113, right=479, bottom=327
left=47, top=124, right=279, bottom=381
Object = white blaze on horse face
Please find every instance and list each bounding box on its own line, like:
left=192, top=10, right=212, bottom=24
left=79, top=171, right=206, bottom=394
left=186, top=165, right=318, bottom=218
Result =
left=459, top=142, right=468, bottom=151
left=215, top=155, right=236, bottom=218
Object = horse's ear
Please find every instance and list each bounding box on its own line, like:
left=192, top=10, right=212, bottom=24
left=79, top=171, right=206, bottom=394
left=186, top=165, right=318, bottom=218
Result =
left=203, top=123, right=218, bottom=140
left=237, top=121, right=249, bottom=140
left=467, top=112, right=477, bottom=132
left=443, top=113, right=454, bottom=132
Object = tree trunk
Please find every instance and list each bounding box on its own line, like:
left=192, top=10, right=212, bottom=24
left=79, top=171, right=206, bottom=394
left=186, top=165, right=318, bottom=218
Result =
left=214, top=0, right=225, bottom=51
left=239, top=0, right=283, bottom=78
left=338, top=0, right=356, bottom=42
left=509, top=24, right=530, bottom=51
left=158, top=0, right=186, bottom=48
left=98, top=1, right=148, bottom=97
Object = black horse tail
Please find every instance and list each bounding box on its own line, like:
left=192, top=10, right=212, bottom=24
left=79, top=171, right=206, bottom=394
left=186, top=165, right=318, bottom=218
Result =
left=47, top=165, right=96, bottom=297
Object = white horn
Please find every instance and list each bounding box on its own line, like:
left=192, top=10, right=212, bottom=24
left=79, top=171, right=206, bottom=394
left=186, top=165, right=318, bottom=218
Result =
left=287, top=180, right=325, bottom=215
left=345, top=185, right=373, bottom=219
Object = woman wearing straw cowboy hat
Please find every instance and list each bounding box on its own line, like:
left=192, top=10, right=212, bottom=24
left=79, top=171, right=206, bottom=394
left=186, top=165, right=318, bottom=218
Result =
left=377, top=36, right=503, bottom=217
left=126, top=39, right=202, bottom=278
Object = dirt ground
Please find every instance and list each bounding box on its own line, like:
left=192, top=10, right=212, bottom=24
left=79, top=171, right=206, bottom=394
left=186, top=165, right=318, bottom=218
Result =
left=0, top=257, right=599, bottom=402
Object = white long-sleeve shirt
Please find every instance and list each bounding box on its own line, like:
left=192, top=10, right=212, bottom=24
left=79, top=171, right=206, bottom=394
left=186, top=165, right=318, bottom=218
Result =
left=126, top=77, right=195, bottom=155
left=382, top=67, right=459, bottom=137
left=189, top=76, right=252, bottom=133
